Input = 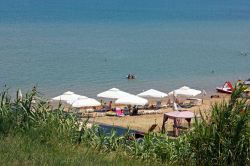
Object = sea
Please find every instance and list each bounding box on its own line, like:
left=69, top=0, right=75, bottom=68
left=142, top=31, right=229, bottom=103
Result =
left=0, top=0, right=250, bottom=98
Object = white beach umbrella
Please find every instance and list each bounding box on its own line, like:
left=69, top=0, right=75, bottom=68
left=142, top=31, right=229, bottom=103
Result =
left=97, top=88, right=131, bottom=99
left=115, top=94, right=148, bottom=106
left=137, top=89, right=168, bottom=99
left=51, top=91, right=80, bottom=103
left=66, top=95, right=88, bottom=105
left=168, top=86, right=201, bottom=97
left=70, top=96, right=101, bottom=108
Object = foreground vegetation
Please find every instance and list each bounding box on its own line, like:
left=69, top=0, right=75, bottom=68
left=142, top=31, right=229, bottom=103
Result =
left=0, top=86, right=249, bottom=165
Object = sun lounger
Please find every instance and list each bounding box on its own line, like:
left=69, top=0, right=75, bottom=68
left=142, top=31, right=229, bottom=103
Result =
left=106, top=111, right=117, bottom=116
left=94, top=105, right=111, bottom=112
left=138, top=109, right=163, bottom=115
left=94, top=109, right=107, bottom=112
left=80, top=112, right=104, bottom=117
left=179, top=103, right=193, bottom=108
left=78, top=108, right=94, bottom=113
left=81, top=112, right=94, bottom=118
left=173, top=102, right=189, bottom=111
left=187, top=98, right=202, bottom=106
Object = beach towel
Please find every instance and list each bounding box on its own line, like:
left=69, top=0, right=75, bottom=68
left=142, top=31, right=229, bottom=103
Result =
left=116, top=108, right=125, bottom=117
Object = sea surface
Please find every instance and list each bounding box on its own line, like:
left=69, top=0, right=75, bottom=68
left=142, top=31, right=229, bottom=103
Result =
left=0, top=0, right=250, bottom=98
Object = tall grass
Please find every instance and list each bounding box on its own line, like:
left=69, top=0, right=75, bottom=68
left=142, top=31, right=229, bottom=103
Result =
left=0, top=88, right=78, bottom=145
left=0, top=85, right=249, bottom=165
left=0, top=134, right=154, bottom=166
left=188, top=85, right=250, bottom=165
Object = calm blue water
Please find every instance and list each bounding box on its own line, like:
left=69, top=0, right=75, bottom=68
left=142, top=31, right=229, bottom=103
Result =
left=0, top=0, right=250, bottom=98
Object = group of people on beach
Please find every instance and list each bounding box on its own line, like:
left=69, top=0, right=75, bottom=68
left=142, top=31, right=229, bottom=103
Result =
left=100, top=100, right=139, bottom=116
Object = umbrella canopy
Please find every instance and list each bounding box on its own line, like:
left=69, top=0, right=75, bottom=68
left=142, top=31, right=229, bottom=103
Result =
left=70, top=96, right=101, bottom=108
left=137, top=89, right=168, bottom=99
left=67, top=95, right=88, bottom=105
left=97, top=88, right=131, bottom=99
left=115, top=94, right=148, bottom=106
left=168, top=86, right=201, bottom=97
left=51, top=91, right=80, bottom=103
left=165, top=111, right=195, bottom=119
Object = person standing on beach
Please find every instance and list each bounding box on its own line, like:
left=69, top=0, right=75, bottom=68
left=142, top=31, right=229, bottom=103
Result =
left=109, top=101, right=112, bottom=109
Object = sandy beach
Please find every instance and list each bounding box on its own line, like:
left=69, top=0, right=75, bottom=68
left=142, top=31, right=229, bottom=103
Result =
left=85, top=93, right=230, bottom=133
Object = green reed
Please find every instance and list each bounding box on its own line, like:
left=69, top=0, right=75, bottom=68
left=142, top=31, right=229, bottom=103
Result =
left=188, top=85, right=250, bottom=165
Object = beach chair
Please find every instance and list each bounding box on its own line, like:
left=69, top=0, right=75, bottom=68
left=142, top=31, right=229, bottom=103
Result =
left=116, top=108, right=125, bottom=117
left=173, top=102, right=189, bottom=112
left=106, top=111, right=116, bottom=116
left=187, top=98, right=202, bottom=106
left=179, top=102, right=193, bottom=108
left=144, top=104, right=149, bottom=109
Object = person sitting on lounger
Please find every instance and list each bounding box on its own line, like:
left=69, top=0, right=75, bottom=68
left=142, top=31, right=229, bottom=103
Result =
left=132, top=106, right=138, bottom=115
left=109, top=101, right=112, bottom=109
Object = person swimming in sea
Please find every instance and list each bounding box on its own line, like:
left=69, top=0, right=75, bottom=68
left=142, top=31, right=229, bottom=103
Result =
left=240, top=51, right=248, bottom=56
left=127, top=74, right=136, bottom=79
